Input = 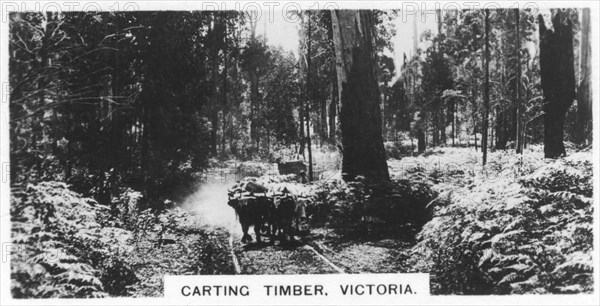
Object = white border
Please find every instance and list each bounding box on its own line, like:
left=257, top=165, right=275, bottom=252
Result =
left=0, top=1, right=598, bottom=305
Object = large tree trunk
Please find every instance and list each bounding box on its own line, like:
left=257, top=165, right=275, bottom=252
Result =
left=306, top=12, right=314, bottom=182
left=538, top=12, right=576, bottom=158
left=575, top=8, right=592, bottom=145
left=439, top=101, right=446, bottom=145
left=320, top=94, right=328, bottom=144
left=331, top=10, right=389, bottom=181
left=298, top=101, right=305, bottom=159
left=515, top=9, right=524, bottom=154
left=210, top=56, right=219, bottom=156
left=482, top=9, right=490, bottom=165
left=417, top=126, right=426, bottom=154
left=471, top=85, right=478, bottom=152
left=221, top=27, right=229, bottom=159
left=329, top=77, right=338, bottom=142
left=209, top=16, right=220, bottom=156
left=432, top=107, right=440, bottom=146
left=451, top=98, right=456, bottom=146
left=248, top=18, right=260, bottom=154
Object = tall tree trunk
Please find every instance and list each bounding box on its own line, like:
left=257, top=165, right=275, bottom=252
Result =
left=432, top=107, right=440, bottom=146
left=381, top=84, right=386, bottom=140
left=452, top=99, right=456, bottom=146
left=538, top=12, right=576, bottom=158
left=248, top=18, right=259, bottom=153
left=299, top=99, right=305, bottom=159
left=331, top=10, right=389, bottom=181
left=210, top=17, right=220, bottom=156
left=109, top=44, right=122, bottom=209
left=417, top=125, right=426, bottom=154
left=306, top=104, right=313, bottom=181
left=210, top=67, right=219, bottom=156
left=320, top=95, right=328, bottom=144
left=482, top=9, right=490, bottom=165
left=221, top=29, right=229, bottom=159
left=329, top=75, right=338, bottom=142
left=471, top=86, right=478, bottom=152
left=230, top=25, right=241, bottom=156
left=495, top=43, right=508, bottom=151
left=436, top=9, right=446, bottom=147
left=439, top=103, right=446, bottom=145
left=515, top=9, right=524, bottom=154
left=306, top=12, right=313, bottom=182
left=575, top=8, right=592, bottom=144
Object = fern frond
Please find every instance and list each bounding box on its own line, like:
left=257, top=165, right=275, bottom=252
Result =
left=498, top=272, right=520, bottom=285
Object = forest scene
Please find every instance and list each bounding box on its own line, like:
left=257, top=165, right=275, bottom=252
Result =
left=7, top=6, right=594, bottom=298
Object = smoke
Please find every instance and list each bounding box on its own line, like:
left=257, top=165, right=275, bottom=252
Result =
left=180, top=181, right=239, bottom=233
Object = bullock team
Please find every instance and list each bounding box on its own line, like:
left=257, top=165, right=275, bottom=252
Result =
left=227, top=179, right=310, bottom=244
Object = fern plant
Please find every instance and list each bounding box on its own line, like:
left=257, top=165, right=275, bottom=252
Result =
left=412, top=150, right=593, bottom=294
left=11, top=182, right=136, bottom=298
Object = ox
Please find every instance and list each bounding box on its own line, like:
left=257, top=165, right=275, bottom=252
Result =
left=228, top=182, right=271, bottom=243
left=269, top=185, right=309, bottom=243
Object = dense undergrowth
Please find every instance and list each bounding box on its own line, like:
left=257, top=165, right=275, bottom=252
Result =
left=10, top=146, right=595, bottom=297
left=405, top=146, right=594, bottom=294
left=304, top=145, right=594, bottom=294
left=10, top=182, right=232, bottom=298
left=309, top=176, right=435, bottom=230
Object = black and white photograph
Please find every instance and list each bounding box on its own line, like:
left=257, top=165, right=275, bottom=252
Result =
left=0, top=1, right=598, bottom=303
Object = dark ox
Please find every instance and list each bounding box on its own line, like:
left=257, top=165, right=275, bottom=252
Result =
left=228, top=194, right=271, bottom=243
left=269, top=193, right=308, bottom=242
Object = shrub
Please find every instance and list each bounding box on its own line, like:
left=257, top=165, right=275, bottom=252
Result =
left=385, top=140, right=414, bottom=159
left=310, top=175, right=435, bottom=228
left=412, top=152, right=594, bottom=294
left=10, top=182, right=137, bottom=298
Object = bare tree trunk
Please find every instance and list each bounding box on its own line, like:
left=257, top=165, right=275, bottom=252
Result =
left=331, top=10, right=389, bottom=181
left=230, top=25, right=241, bottom=155
left=417, top=126, right=426, bottom=154
left=472, top=86, right=478, bottom=152
left=248, top=16, right=260, bottom=153
left=306, top=12, right=314, bottom=182
left=221, top=27, right=229, bottom=159
left=381, top=84, right=386, bottom=140
left=210, top=16, right=220, bottom=156
left=320, top=95, right=328, bottom=144
left=482, top=9, right=490, bottom=165
left=210, top=58, right=219, bottom=156
left=432, top=107, right=439, bottom=146
left=515, top=9, right=524, bottom=154
left=439, top=103, right=446, bottom=145
left=539, top=12, right=576, bottom=158
left=452, top=99, right=456, bottom=146
left=299, top=97, right=305, bottom=159
left=329, top=77, right=338, bottom=142
left=575, top=8, right=592, bottom=144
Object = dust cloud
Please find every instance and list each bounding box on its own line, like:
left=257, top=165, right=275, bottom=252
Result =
left=181, top=181, right=239, bottom=233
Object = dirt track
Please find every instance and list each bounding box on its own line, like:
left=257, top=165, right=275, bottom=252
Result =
left=182, top=180, right=414, bottom=276
left=228, top=226, right=414, bottom=275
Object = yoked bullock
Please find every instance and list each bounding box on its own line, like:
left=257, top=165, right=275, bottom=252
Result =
left=227, top=180, right=309, bottom=244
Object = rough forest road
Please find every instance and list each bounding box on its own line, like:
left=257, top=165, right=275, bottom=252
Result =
left=229, top=234, right=344, bottom=275
left=226, top=226, right=415, bottom=275
left=182, top=180, right=414, bottom=276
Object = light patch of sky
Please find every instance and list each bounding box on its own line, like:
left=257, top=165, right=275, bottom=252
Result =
left=260, top=9, right=557, bottom=84
left=256, top=10, right=301, bottom=57
left=262, top=10, right=438, bottom=82
left=389, top=12, right=438, bottom=82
